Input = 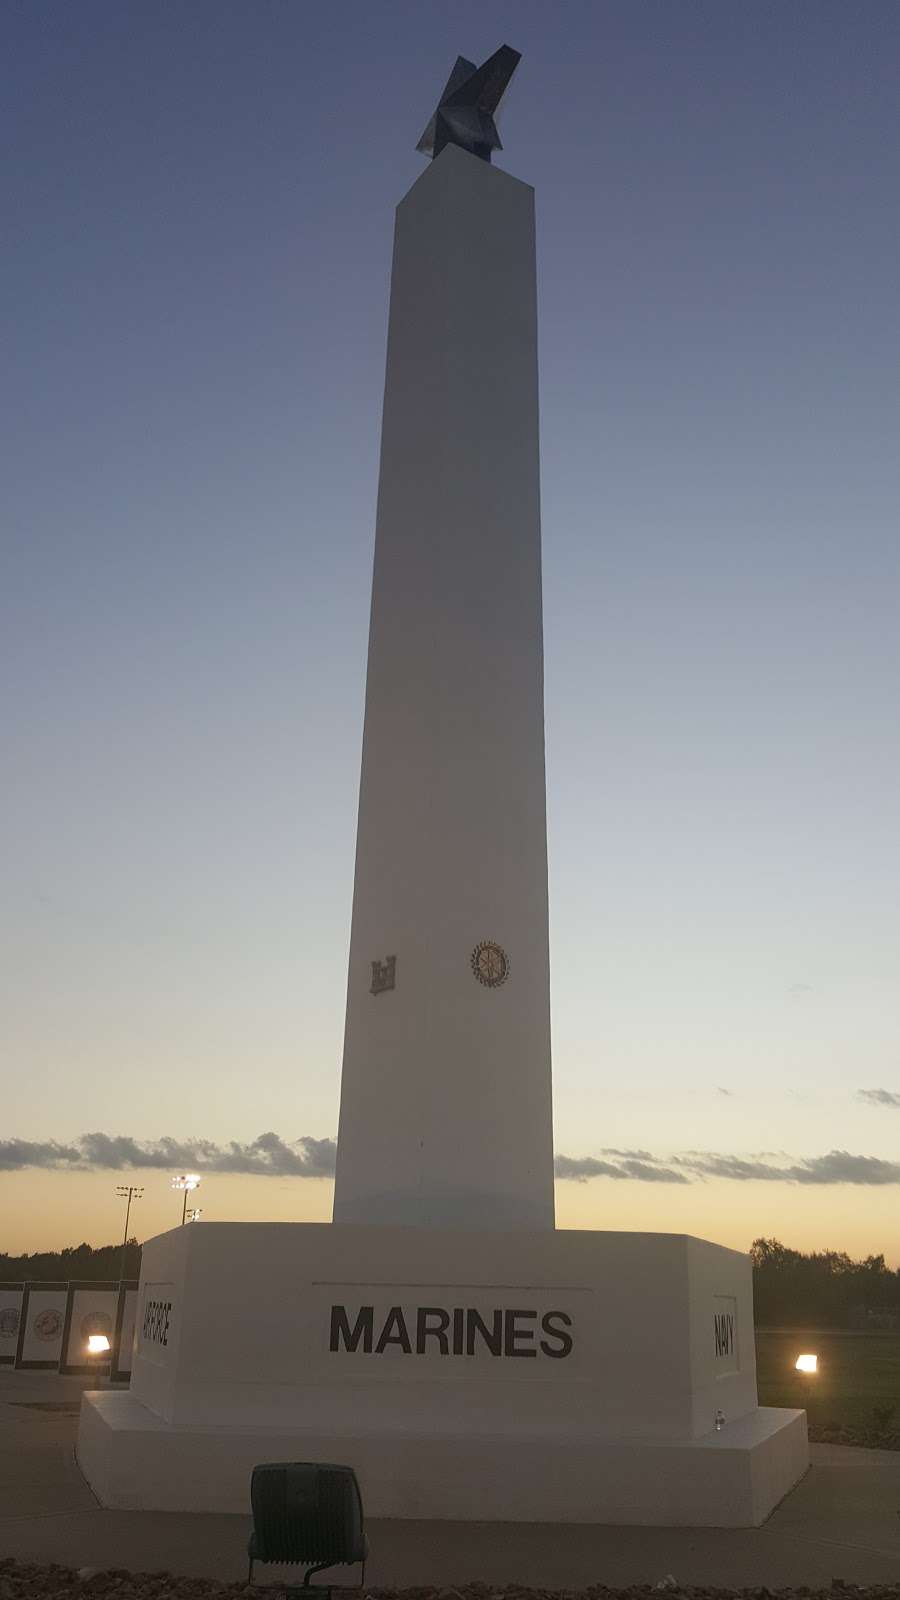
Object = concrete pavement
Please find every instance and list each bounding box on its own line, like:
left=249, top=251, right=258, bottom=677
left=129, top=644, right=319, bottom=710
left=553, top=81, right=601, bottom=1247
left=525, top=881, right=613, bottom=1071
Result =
left=2, top=1370, right=899, bottom=1589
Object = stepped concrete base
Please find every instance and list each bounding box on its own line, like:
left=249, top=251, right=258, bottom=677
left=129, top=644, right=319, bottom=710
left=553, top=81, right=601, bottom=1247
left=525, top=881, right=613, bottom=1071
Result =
left=78, top=1390, right=807, bottom=1525
left=75, top=1221, right=808, bottom=1526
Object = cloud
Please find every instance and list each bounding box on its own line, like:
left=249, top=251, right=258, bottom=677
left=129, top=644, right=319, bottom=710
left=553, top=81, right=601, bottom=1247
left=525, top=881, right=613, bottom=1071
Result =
left=0, top=1138, right=82, bottom=1172
left=856, top=1088, right=900, bottom=1109
left=554, top=1153, right=689, bottom=1185
left=554, top=1155, right=631, bottom=1182
left=619, top=1158, right=691, bottom=1184
left=556, top=1147, right=900, bottom=1186
left=789, top=1150, right=900, bottom=1185
left=3, top=1133, right=899, bottom=1189
left=211, top=1133, right=337, bottom=1178
left=0, top=1132, right=336, bottom=1178
left=673, top=1152, right=789, bottom=1182
left=679, top=1149, right=900, bottom=1186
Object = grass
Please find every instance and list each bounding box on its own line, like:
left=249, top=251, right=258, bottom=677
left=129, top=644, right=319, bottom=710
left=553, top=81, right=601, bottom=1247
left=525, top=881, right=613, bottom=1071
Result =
left=755, top=1325, right=900, bottom=1434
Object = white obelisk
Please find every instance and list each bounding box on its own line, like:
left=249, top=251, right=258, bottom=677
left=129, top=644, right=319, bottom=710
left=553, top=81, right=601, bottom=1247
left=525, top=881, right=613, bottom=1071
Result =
left=77, top=65, right=808, bottom=1529
left=333, top=140, right=554, bottom=1229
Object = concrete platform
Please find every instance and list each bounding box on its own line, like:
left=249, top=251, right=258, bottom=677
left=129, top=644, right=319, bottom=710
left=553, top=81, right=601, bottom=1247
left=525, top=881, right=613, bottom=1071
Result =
left=77, top=1387, right=809, bottom=1526
left=3, top=1372, right=900, bottom=1588
left=75, top=1221, right=809, bottom=1526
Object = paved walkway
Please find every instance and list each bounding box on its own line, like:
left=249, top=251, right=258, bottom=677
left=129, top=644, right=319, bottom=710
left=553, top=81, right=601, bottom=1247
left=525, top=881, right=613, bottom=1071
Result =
left=2, top=1371, right=900, bottom=1589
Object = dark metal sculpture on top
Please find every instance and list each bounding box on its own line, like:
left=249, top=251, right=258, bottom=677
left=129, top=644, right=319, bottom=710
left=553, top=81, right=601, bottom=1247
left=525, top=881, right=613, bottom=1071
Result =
left=416, top=44, right=521, bottom=164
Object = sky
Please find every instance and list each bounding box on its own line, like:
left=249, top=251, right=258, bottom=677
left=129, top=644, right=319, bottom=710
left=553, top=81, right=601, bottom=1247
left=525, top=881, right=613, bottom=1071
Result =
left=3, top=1, right=899, bottom=1261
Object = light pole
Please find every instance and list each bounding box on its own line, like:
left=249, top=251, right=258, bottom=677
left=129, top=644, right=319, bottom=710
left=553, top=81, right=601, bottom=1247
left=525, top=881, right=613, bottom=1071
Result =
left=171, top=1173, right=201, bottom=1224
left=115, top=1185, right=143, bottom=1278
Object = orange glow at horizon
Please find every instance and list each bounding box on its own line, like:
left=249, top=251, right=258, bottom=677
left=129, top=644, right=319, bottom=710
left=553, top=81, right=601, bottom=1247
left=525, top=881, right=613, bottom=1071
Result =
left=0, top=1169, right=896, bottom=1268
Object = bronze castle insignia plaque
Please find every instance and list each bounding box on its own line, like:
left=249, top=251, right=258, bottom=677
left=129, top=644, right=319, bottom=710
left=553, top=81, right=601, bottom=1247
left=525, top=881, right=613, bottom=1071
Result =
left=370, top=955, right=397, bottom=995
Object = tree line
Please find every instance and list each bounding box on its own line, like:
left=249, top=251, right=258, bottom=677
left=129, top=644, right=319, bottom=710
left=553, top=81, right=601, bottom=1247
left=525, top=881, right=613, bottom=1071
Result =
left=2, top=1237, right=898, bottom=1329
left=751, top=1237, right=900, bottom=1327
left=0, top=1239, right=142, bottom=1283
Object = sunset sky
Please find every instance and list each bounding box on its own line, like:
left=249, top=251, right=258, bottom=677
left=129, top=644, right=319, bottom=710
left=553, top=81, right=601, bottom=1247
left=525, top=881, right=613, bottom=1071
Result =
left=4, top=1, right=899, bottom=1262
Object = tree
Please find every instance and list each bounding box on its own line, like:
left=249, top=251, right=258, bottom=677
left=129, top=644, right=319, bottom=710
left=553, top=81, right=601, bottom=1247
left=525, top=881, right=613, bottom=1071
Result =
left=0, top=1238, right=142, bottom=1282
left=751, top=1238, right=900, bottom=1326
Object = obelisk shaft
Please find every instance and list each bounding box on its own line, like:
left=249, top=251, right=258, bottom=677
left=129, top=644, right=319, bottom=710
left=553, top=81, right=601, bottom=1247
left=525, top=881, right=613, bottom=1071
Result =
left=333, top=144, right=554, bottom=1229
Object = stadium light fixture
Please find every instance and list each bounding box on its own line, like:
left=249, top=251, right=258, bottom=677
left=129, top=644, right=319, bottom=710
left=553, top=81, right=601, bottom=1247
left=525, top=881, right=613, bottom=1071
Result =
left=172, top=1173, right=202, bottom=1224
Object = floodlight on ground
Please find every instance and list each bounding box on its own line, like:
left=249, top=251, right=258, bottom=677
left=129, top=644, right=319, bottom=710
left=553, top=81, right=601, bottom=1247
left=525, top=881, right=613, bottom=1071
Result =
left=795, top=1352, right=818, bottom=1373
left=87, top=1334, right=111, bottom=1354
left=247, top=1460, right=367, bottom=1588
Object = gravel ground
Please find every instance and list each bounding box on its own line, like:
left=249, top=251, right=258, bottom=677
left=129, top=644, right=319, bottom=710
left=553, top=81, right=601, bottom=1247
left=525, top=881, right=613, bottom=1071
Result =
left=2, top=1564, right=900, bottom=1600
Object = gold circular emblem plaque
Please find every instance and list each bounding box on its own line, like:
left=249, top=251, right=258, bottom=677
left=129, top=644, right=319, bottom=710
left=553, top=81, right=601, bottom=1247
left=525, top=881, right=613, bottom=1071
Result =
left=471, top=940, right=509, bottom=988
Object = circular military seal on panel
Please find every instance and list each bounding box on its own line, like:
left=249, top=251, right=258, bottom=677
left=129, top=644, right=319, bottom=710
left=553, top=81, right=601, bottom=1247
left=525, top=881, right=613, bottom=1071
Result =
left=80, top=1311, right=112, bottom=1340
left=470, top=940, right=509, bottom=988
left=33, top=1308, right=63, bottom=1342
left=0, top=1308, right=20, bottom=1339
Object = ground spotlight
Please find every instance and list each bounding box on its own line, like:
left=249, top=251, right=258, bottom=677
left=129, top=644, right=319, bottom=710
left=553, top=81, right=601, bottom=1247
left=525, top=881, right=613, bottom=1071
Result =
left=795, top=1352, right=818, bottom=1374
left=87, top=1334, right=111, bottom=1355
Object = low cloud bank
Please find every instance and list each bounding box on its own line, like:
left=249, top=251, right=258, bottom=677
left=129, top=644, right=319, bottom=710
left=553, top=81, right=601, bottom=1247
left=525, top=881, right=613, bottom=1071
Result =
left=856, top=1088, right=900, bottom=1109
left=2, top=1133, right=898, bottom=1187
left=554, top=1153, right=689, bottom=1184
left=557, top=1148, right=900, bottom=1186
left=0, top=1132, right=336, bottom=1177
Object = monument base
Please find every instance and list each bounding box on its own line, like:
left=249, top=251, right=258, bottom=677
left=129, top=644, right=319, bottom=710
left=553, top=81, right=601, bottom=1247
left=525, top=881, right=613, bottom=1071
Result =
left=78, top=1390, right=806, bottom=1525
left=76, top=1221, right=808, bottom=1526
